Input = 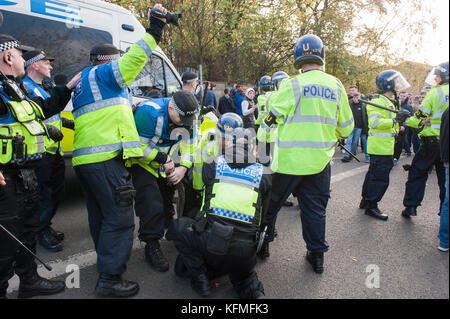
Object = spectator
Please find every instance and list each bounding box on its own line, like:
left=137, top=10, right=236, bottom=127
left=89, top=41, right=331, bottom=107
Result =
left=202, top=82, right=217, bottom=109
left=348, top=85, right=358, bottom=100
left=399, top=91, right=414, bottom=157
left=218, top=88, right=236, bottom=115
left=342, top=92, right=368, bottom=162
left=241, top=88, right=257, bottom=130
left=234, top=87, right=245, bottom=116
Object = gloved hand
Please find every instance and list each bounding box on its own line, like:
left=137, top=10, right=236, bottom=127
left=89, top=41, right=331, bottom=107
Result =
left=45, top=124, right=64, bottom=142
left=393, top=110, right=411, bottom=124
left=61, top=117, right=75, bottom=130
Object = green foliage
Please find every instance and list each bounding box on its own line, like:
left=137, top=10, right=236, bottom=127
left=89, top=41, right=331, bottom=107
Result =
left=105, top=0, right=434, bottom=93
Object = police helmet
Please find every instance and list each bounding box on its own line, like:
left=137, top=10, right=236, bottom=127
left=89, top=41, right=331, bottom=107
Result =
left=425, top=62, right=449, bottom=86
left=216, top=113, right=243, bottom=136
left=271, top=71, right=289, bottom=90
left=375, top=70, right=410, bottom=93
left=293, top=34, right=325, bottom=69
left=259, top=75, right=274, bottom=91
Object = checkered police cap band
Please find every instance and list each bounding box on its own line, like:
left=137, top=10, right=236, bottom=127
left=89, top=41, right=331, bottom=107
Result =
left=24, top=53, right=46, bottom=68
left=0, top=40, right=18, bottom=52
left=171, top=97, right=195, bottom=117
left=92, top=54, right=120, bottom=62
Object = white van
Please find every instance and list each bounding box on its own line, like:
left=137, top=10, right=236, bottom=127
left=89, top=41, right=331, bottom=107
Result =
left=0, top=0, right=182, bottom=154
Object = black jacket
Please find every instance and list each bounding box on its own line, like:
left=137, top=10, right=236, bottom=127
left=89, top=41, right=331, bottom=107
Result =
left=441, top=107, right=449, bottom=164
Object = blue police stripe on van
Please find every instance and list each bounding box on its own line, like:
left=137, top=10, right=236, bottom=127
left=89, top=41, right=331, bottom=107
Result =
left=303, top=85, right=337, bottom=102
left=31, top=0, right=83, bottom=23
left=0, top=1, right=17, bottom=5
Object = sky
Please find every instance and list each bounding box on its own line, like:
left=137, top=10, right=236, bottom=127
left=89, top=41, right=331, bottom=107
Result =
left=410, top=0, right=449, bottom=66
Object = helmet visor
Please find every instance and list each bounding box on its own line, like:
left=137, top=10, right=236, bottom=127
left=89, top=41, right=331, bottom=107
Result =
left=424, top=66, right=443, bottom=86
left=388, top=72, right=411, bottom=91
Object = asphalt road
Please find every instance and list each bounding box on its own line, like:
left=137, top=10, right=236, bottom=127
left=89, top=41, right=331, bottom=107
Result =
left=5, top=151, right=449, bottom=299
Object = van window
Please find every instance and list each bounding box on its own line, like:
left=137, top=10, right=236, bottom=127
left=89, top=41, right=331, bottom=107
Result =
left=0, top=10, right=113, bottom=80
left=165, top=62, right=182, bottom=96
left=130, top=55, right=165, bottom=98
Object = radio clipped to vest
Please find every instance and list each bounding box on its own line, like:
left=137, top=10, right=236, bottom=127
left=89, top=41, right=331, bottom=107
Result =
left=0, top=124, right=28, bottom=165
left=0, top=72, right=27, bottom=102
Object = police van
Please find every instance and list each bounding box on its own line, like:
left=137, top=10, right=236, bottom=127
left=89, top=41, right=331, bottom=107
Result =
left=0, top=0, right=183, bottom=155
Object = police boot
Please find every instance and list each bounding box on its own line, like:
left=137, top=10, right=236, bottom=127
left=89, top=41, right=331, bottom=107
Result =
left=95, top=274, right=139, bottom=298
left=257, top=241, right=270, bottom=259
left=306, top=251, right=324, bottom=274
left=18, top=272, right=65, bottom=298
left=402, top=207, right=417, bottom=218
left=191, top=273, right=211, bottom=297
left=145, top=240, right=169, bottom=272
left=37, top=227, right=63, bottom=252
left=49, top=226, right=65, bottom=242
left=365, top=203, right=388, bottom=221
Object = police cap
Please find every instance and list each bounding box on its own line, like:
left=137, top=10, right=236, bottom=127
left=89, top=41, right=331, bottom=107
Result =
left=90, top=43, right=120, bottom=63
left=181, top=71, right=198, bottom=84
left=171, top=90, right=198, bottom=127
left=0, top=34, right=31, bottom=53
left=23, top=50, right=55, bottom=68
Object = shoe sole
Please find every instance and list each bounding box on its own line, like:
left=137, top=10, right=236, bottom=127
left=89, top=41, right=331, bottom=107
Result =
left=95, top=286, right=139, bottom=298
left=18, top=286, right=65, bottom=299
left=438, top=247, right=449, bottom=252
left=145, top=258, right=169, bottom=272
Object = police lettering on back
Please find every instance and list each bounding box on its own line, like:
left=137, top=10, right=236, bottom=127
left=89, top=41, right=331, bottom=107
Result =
left=303, top=84, right=337, bottom=102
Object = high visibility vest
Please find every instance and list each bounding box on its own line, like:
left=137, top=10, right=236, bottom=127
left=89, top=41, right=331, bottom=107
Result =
left=71, top=33, right=158, bottom=167
left=366, top=95, right=398, bottom=155
left=255, top=92, right=271, bottom=125
left=22, top=76, right=63, bottom=156
left=127, top=98, right=193, bottom=178
left=257, top=92, right=278, bottom=143
left=269, top=70, right=354, bottom=175
left=0, top=86, right=46, bottom=165
left=193, top=127, right=220, bottom=191
left=405, top=84, right=449, bottom=138
left=203, top=155, right=264, bottom=227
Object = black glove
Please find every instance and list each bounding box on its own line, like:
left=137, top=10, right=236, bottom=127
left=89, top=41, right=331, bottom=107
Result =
left=393, top=110, right=411, bottom=124
left=61, top=117, right=75, bottom=130
left=45, top=124, right=64, bottom=142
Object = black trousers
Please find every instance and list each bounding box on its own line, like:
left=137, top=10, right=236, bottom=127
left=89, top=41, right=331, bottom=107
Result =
left=262, top=164, right=331, bottom=253
left=166, top=217, right=262, bottom=298
left=0, top=167, right=40, bottom=296
left=34, top=153, right=65, bottom=232
left=74, top=158, right=135, bottom=275
left=131, top=165, right=168, bottom=242
left=403, top=140, right=446, bottom=209
left=361, top=154, right=394, bottom=205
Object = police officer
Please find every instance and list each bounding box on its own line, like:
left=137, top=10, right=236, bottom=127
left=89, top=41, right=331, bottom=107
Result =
left=0, top=34, right=80, bottom=299
left=260, top=34, right=354, bottom=273
left=360, top=70, right=411, bottom=221
left=127, top=91, right=197, bottom=272
left=22, top=50, right=72, bottom=252
left=255, top=75, right=274, bottom=129
left=401, top=62, right=449, bottom=217
left=166, top=128, right=270, bottom=299
left=190, top=112, right=243, bottom=205
left=71, top=3, right=169, bottom=298
left=181, top=71, right=199, bottom=96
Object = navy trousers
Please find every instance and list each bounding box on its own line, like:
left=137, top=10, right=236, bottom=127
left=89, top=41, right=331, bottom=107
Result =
left=403, top=140, right=446, bottom=210
left=0, top=168, right=40, bottom=296
left=361, top=155, right=394, bottom=205
left=74, top=157, right=135, bottom=275
left=262, top=164, right=331, bottom=253
left=34, top=153, right=65, bottom=232
left=130, top=165, right=166, bottom=242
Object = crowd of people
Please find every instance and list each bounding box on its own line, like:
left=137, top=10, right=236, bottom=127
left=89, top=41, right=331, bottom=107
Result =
left=0, top=3, right=448, bottom=301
